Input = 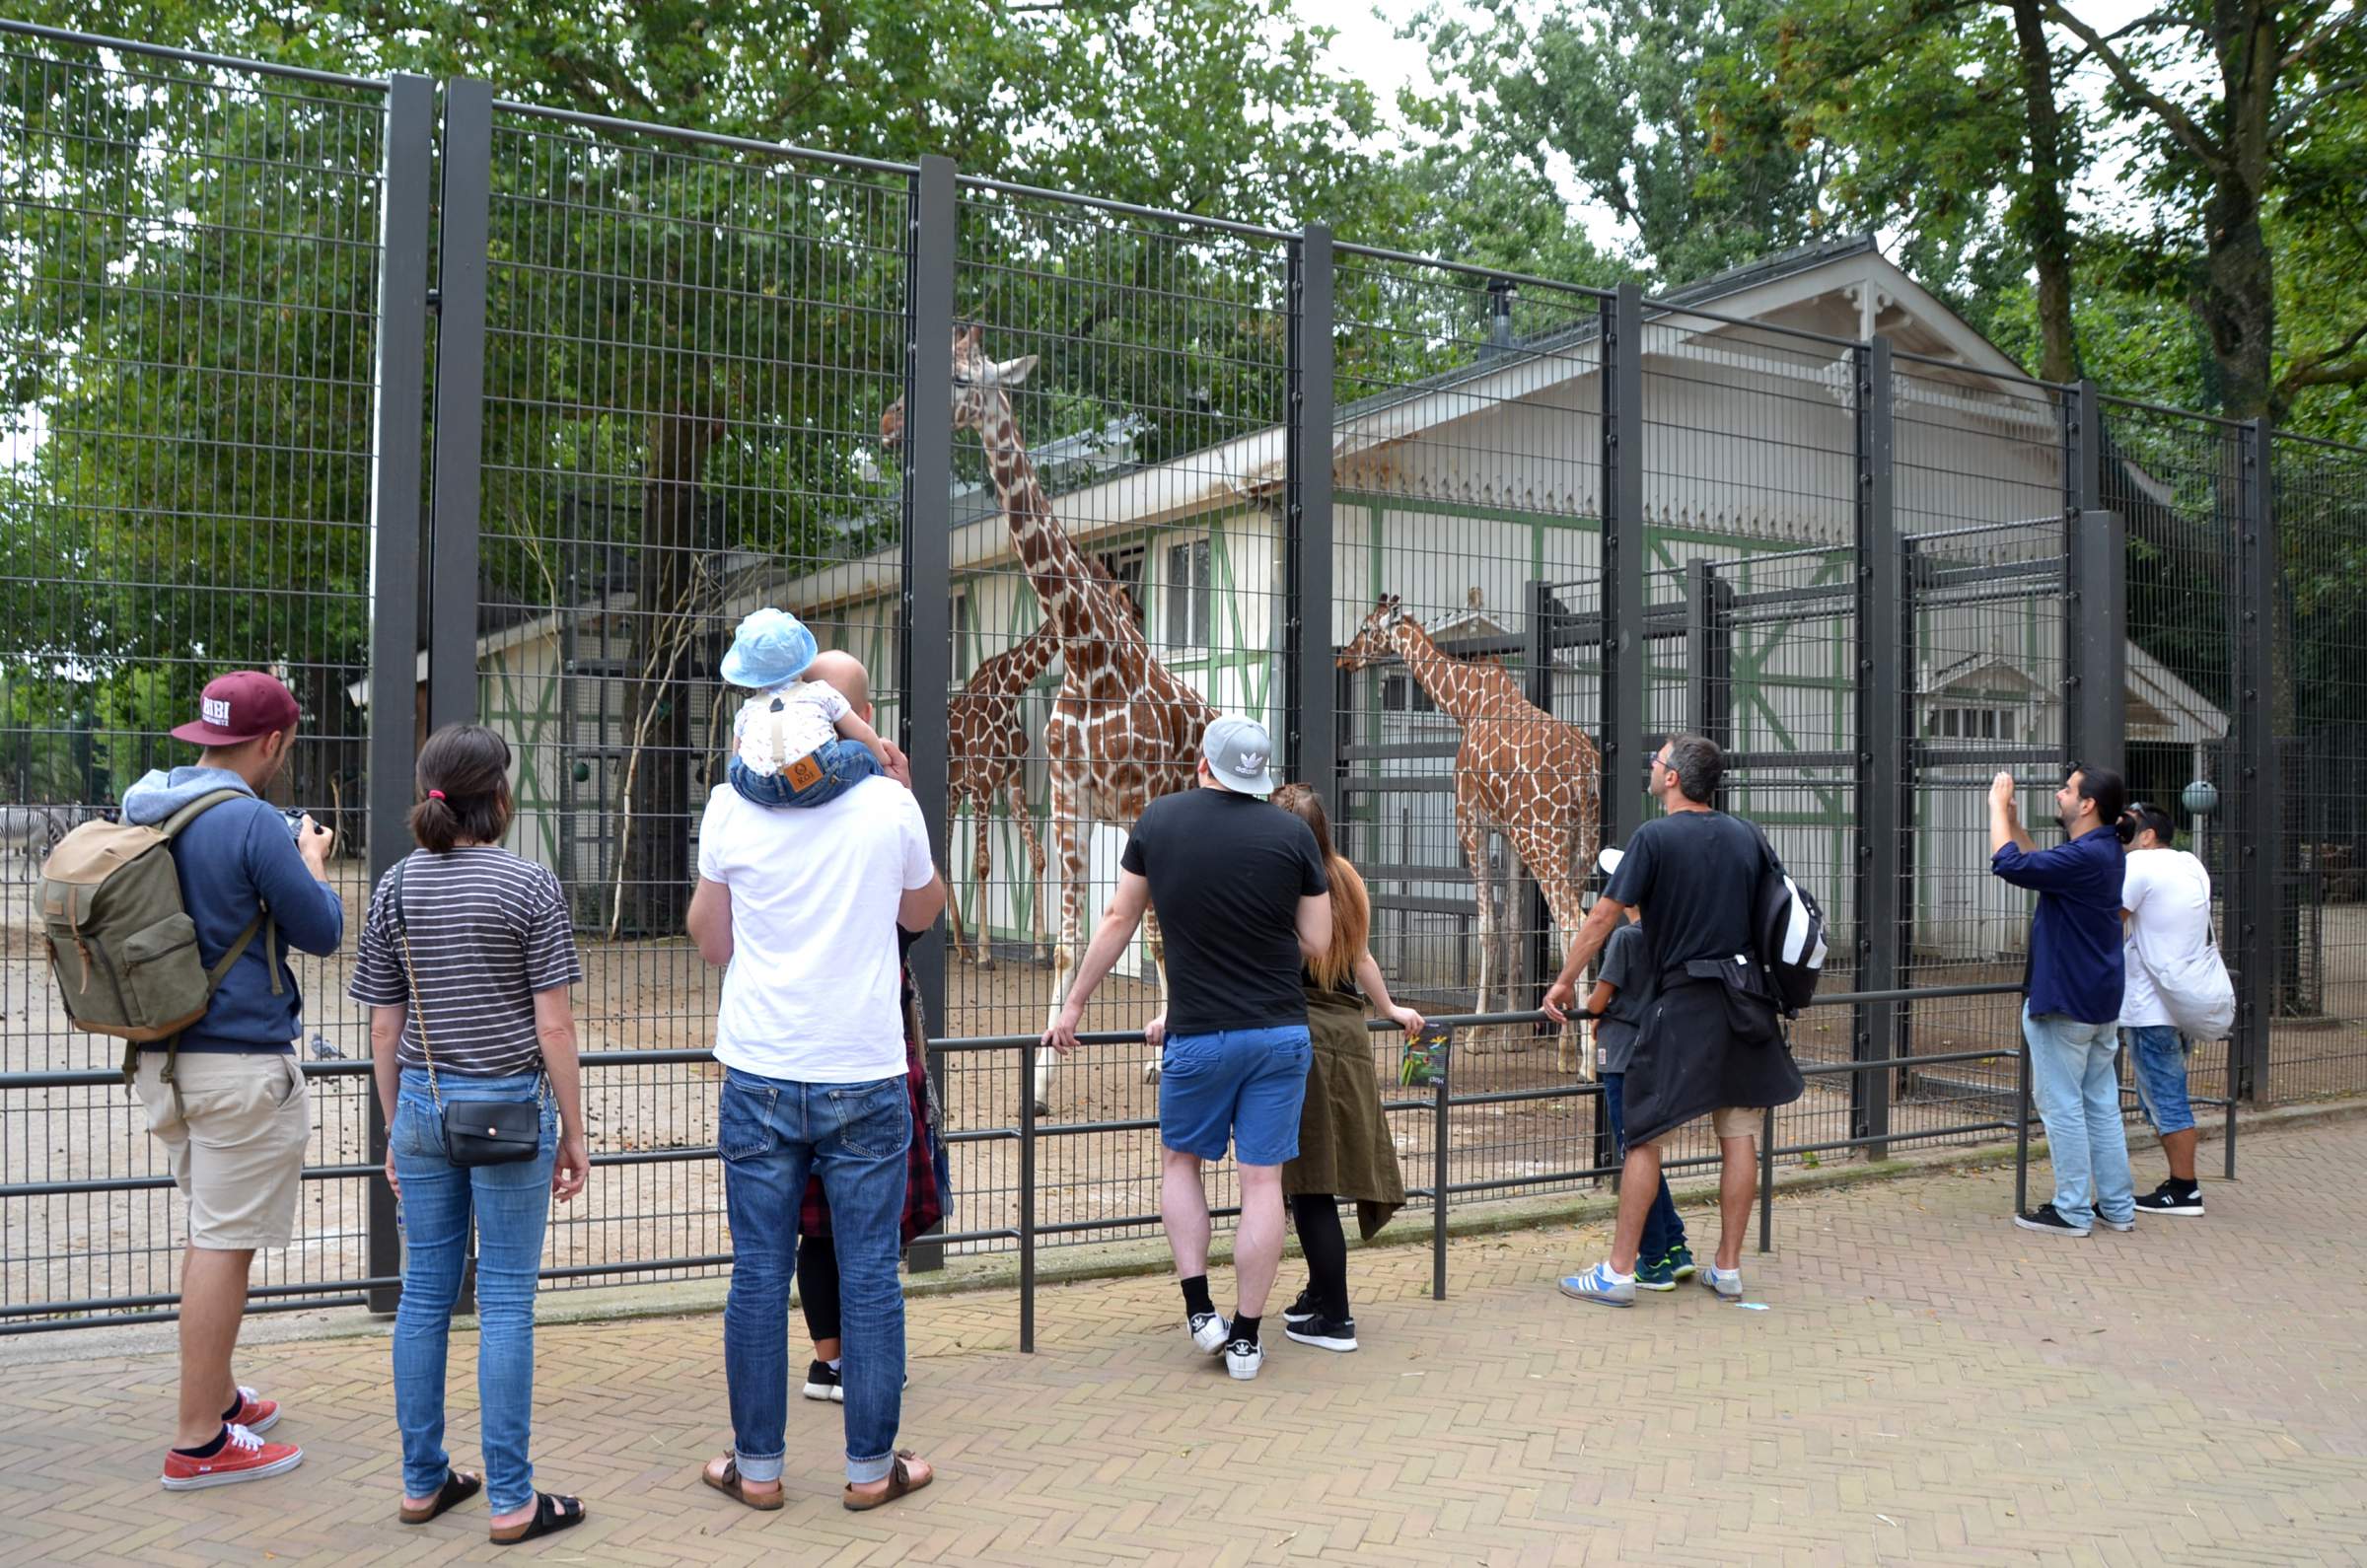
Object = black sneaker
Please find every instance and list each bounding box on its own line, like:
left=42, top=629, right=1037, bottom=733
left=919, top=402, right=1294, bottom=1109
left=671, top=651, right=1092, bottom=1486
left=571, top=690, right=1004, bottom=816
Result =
left=1283, top=1313, right=1358, bottom=1353
left=1280, top=1289, right=1322, bottom=1327
left=2013, top=1202, right=2092, bottom=1238
left=2132, top=1180, right=2204, bottom=1216
left=802, top=1359, right=841, bottom=1402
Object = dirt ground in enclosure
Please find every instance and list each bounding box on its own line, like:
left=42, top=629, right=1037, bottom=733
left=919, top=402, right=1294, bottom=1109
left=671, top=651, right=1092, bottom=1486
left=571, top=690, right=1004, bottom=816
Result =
left=6, top=865, right=2365, bottom=1318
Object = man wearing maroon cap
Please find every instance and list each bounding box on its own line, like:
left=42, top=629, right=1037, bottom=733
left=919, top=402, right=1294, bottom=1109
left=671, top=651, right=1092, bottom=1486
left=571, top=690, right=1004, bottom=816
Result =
left=120, top=671, right=344, bottom=1490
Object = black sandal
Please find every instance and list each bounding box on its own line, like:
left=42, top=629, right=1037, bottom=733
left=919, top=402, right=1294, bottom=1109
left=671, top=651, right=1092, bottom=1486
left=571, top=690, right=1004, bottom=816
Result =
left=398, top=1468, right=481, bottom=1525
left=488, top=1492, right=586, bottom=1545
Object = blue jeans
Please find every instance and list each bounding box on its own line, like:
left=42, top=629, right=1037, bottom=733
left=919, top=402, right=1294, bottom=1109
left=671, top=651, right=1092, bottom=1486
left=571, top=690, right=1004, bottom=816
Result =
left=2123, top=1026, right=2196, bottom=1135
left=389, top=1068, right=556, bottom=1515
left=1158, top=1024, right=1313, bottom=1166
left=2023, top=1008, right=2134, bottom=1228
left=1603, top=1072, right=1686, bottom=1261
left=720, top=1067, right=910, bottom=1486
left=728, top=739, right=881, bottom=809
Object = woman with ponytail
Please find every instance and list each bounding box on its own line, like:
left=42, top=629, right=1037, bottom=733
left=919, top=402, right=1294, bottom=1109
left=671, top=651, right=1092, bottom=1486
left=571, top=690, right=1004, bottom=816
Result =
left=348, top=724, right=592, bottom=1543
left=1263, top=783, right=1417, bottom=1351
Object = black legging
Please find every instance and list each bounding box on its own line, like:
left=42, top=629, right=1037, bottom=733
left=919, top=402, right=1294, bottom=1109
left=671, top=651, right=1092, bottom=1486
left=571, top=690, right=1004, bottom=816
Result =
left=798, top=1232, right=841, bottom=1344
left=1290, top=1192, right=1351, bottom=1320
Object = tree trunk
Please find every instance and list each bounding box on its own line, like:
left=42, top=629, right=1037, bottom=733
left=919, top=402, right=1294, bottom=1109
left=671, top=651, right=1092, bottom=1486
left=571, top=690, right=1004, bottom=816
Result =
left=618, top=405, right=715, bottom=936
left=2008, top=0, right=2078, bottom=381
left=2195, top=0, right=2279, bottom=418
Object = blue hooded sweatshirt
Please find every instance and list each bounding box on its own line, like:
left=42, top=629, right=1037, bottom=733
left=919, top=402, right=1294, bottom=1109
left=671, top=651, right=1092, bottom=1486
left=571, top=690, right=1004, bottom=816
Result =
left=119, top=766, right=345, bottom=1053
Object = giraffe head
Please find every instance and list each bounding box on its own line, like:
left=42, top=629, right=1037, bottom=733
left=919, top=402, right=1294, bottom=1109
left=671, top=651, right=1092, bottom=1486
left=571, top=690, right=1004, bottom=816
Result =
left=1336, top=594, right=1413, bottom=670
left=879, top=325, right=1039, bottom=448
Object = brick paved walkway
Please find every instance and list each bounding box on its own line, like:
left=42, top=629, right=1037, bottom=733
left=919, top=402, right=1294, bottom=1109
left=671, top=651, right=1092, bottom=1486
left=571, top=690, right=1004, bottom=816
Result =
left=4, top=1118, right=2363, bottom=1565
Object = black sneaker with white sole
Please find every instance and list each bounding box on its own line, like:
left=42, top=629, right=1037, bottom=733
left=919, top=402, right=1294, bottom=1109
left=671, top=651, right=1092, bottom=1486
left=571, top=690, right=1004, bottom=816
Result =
left=2132, top=1180, right=2204, bottom=1216
left=802, top=1359, right=841, bottom=1402
left=1283, top=1314, right=1358, bottom=1352
left=2013, top=1202, right=2092, bottom=1238
left=1280, top=1289, right=1321, bottom=1327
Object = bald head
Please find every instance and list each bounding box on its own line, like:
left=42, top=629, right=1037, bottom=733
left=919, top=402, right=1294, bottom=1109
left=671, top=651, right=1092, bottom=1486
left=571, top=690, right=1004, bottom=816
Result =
left=804, top=649, right=871, bottom=719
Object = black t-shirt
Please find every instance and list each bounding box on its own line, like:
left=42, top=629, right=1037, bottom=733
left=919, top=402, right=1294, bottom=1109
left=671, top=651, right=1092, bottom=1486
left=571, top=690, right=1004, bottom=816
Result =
left=1603, top=810, right=1765, bottom=980
left=1120, top=787, right=1328, bottom=1033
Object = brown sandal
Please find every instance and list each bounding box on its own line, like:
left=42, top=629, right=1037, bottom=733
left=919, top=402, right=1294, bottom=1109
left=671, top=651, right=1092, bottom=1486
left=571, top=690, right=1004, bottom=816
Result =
left=398, top=1468, right=481, bottom=1525
left=702, top=1456, right=785, bottom=1512
left=842, top=1451, right=932, bottom=1512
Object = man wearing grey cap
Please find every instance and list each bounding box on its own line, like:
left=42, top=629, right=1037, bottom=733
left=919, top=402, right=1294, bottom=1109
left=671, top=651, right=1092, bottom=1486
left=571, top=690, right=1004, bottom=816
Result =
left=1044, top=716, right=1332, bottom=1380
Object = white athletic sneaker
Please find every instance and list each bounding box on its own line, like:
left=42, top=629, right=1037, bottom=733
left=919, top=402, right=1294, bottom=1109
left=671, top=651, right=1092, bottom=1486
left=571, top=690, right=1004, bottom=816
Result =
left=1224, top=1338, right=1265, bottom=1381
left=1188, top=1312, right=1230, bottom=1355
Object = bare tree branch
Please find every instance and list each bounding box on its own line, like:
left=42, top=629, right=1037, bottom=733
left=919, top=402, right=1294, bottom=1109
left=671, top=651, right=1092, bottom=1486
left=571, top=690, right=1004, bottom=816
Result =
left=2044, top=2, right=2224, bottom=173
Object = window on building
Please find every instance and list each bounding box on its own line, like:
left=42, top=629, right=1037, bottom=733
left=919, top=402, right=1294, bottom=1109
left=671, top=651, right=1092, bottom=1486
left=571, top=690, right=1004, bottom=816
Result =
left=951, top=591, right=973, bottom=681
left=1926, top=705, right=2015, bottom=742
left=1165, top=538, right=1213, bottom=650
left=1381, top=674, right=1436, bottom=714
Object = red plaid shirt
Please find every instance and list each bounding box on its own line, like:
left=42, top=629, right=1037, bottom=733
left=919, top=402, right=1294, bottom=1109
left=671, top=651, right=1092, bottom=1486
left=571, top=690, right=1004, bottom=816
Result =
left=798, top=964, right=944, bottom=1244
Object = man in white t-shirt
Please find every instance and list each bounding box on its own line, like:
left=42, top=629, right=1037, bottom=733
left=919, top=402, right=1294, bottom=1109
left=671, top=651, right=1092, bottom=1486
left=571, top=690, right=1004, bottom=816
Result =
left=687, top=650, right=947, bottom=1513
left=2119, top=802, right=2217, bottom=1216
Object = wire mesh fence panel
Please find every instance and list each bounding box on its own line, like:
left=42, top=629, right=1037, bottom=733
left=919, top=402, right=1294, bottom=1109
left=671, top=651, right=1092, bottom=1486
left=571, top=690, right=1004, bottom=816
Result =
left=2101, top=399, right=2247, bottom=1113
left=912, top=186, right=1297, bottom=1249
left=1328, top=253, right=1611, bottom=1205
left=0, top=30, right=389, bottom=1322
left=470, top=107, right=911, bottom=1285
left=2268, top=433, right=2367, bottom=1101
left=1892, top=358, right=2074, bottom=1111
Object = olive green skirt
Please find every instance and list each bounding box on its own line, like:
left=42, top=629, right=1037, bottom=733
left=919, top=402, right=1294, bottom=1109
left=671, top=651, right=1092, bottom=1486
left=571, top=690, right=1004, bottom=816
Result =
left=1282, top=984, right=1407, bottom=1240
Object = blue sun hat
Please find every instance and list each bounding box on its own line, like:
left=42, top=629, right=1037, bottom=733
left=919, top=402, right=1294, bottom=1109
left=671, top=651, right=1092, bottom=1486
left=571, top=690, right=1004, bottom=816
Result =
left=720, top=607, right=820, bottom=689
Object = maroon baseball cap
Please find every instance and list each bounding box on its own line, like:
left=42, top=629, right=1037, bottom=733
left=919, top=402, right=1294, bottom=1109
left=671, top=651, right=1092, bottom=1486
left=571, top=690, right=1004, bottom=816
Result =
left=171, top=671, right=301, bottom=747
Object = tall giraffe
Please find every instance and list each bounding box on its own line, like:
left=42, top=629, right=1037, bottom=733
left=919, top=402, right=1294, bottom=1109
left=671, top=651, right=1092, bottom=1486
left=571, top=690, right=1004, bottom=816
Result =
left=1338, top=594, right=1602, bottom=1072
left=886, top=328, right=1217, bottom=1111
left=945, top=617, right=1059, bottom=969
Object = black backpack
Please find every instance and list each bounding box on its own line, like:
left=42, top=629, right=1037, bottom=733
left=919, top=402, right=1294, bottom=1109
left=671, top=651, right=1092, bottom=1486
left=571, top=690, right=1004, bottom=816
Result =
left=1750, top=827, right=1829, bottom=1019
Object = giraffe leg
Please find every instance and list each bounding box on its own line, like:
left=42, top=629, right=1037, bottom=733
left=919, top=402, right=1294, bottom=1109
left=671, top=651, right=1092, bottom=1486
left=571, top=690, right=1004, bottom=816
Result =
left=1508, top=822, right=1590, bottom=1075
left=1139, top=906, right=1169, bottom=1084
left=944, top=795, right=972, bottom=966
left=971, top=790, right=997, bottom=972
left=1036, top=767, right=1092, bottom=1117
left=1008, top=777, right=1052, bottom=967
left=1461, top=817, right=1496, bottom=1052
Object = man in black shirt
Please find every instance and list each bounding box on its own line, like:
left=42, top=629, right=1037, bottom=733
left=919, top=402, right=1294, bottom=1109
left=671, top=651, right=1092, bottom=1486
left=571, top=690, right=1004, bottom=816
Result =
left=1542, top=733, right=1802, bottom=1307
left=1044, top=716, right=1331, bottom=1380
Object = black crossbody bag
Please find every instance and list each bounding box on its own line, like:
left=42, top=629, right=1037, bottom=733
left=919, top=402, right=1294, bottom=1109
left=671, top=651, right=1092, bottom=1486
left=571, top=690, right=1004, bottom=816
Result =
left=387, top=858, right=544, bottom=1167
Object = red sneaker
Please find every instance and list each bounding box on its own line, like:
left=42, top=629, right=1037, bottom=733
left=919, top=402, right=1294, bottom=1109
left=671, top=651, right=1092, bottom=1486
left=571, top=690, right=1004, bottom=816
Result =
left=225, top=1385, right=280, bottom=1434
left=160, top=1423, right=303, bottom=1490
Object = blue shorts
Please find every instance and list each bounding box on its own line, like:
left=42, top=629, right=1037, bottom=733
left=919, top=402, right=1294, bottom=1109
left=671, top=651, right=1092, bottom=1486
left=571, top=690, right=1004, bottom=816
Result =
left=728, top=738, right=881, bottom=809
left=1158, top=1024, right=1312, bottom=1167
left=2124, top=1025, right=2195, bottom=1134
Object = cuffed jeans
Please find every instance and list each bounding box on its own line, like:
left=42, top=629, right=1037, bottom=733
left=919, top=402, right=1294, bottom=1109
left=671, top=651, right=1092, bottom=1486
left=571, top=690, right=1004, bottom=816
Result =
left=719, top=1067, right=909, bottom=1486
left=389, top=1068, right=556, bottom=1515
left=2023, top=1008, right=2135, bottom=1229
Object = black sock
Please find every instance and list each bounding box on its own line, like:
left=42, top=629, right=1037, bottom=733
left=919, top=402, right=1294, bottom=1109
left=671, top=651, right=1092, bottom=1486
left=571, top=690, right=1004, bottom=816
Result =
left=1181, top=1275, right=1215, bottom=1319
left=174, top=1425, right=230, bottom=1460
left=1231, top=1314, right=1261, bottom=1347
left=221, top=1391, right=245, bottom=1421
left=2174, top=1177, right=2201, bottom=1193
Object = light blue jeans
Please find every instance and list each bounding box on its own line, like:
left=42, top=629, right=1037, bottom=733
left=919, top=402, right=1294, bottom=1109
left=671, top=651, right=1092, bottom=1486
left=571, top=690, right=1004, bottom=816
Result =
left=389, top=1067, right=556, bottom=1515
left=2023, top=1008, right=2134, bottom=1229
left=719, top=1067, right=910, bottom=1486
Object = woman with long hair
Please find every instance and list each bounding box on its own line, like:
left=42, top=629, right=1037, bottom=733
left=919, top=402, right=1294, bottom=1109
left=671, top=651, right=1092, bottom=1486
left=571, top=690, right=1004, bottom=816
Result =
left=1263, top=783, right=1418, bottom=1351
left=349, top=724, right=592, bottom=1544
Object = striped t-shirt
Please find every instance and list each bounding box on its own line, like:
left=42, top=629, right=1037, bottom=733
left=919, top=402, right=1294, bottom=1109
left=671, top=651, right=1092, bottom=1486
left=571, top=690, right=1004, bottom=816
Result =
left=348, top=847, right=583, bottom=1076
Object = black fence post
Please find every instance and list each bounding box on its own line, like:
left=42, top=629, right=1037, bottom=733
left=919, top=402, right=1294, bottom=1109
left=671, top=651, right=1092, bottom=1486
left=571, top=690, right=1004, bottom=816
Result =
left=1854, top=337, right=1900, bottom=1158
left=1431, top=1037, right=1451, bottom=1302
left=2070, top=509, right=2128, bottom=783
left=364, top=73, right=436, bottom=1315
left=903, top=154, right=958, bottom=1272
left=1286, top=225, right=1336, bottom=791
left=1684, top=560, right=1733, bottom=751
left=426, top=79, right=491, bottom=732
left=2233, top=420, right=2282, bottom=1103
left=1601, top=284, right=1647, bottom=853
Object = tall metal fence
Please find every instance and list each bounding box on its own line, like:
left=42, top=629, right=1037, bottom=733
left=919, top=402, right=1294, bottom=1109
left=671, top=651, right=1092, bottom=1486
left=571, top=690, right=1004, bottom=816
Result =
left=1, top=24, right=2359, bottom=1332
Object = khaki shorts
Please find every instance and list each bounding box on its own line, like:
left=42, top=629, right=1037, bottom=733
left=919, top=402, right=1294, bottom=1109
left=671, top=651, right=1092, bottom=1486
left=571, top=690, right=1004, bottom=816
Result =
left=133, top=1051, right=312, bottom=1250
left=1648, top=1105, right=1762, bottom=1144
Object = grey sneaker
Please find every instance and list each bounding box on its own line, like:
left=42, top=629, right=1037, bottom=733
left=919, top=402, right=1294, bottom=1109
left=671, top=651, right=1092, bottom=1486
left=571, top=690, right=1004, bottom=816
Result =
left=1188, top=1312, right=1230, bottom=1355
left=2096, top=1212, right=2136, bottom=1233
left=1700, top=1265, right=1744, bottom=1301
left=1556, top=1262, right=1635, bottom=1307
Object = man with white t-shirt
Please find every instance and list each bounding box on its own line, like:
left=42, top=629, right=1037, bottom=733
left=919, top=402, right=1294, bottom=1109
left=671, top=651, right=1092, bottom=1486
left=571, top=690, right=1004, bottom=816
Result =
left=687, top=651, right=947, bottom=1514
left=2119, top=802, right=2217, bottom=1216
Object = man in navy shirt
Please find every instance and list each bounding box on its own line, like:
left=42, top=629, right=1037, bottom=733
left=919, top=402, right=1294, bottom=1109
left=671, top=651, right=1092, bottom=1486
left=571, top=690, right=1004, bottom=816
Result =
left=1990, top=764, right=2134, bottom=1237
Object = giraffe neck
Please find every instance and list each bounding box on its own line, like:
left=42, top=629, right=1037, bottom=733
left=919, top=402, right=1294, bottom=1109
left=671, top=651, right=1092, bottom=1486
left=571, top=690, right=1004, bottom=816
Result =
left=1393, top=619, right=1521, bottom=723
left=977, top=394, right=1119, bottom=649
left=997, top=619, right=1061, bottom=690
